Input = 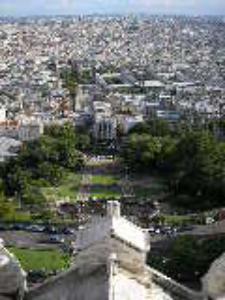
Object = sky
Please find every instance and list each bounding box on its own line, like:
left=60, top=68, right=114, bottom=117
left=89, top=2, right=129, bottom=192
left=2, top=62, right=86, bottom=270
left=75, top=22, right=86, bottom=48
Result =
left=0, top=0, right=225, bottom=16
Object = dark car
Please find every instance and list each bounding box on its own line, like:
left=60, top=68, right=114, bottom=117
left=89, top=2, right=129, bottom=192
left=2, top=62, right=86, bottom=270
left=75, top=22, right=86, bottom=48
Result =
left=44, top=225, right=58, bottom=234
left=49, top=235, right=65, bottom=244
left=8, top=223, right=27, bottom=231
left=0, top=223, right=8, bottom=231
left=62, top=227, right=76, bottom=235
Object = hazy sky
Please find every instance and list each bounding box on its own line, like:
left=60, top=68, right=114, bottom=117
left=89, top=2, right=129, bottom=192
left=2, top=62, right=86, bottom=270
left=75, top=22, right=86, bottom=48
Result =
left=0, top=0, right=225, bottom=16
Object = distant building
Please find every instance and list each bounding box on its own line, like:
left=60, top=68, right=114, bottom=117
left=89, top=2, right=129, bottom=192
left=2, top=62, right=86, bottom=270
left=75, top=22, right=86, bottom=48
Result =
left=156, top=110, right=181, bottom=123
left=18, top=122, right=44, bottom=142
left=0, top=120, right=20, bottom=139
left=0, top=108, right=6, bottom=122
left=92, top=101, right=117, bottom=141
left=119, top=114, right=144, bottom=134
left=0, top=120, right=43, bottom=142
left=0, top=136, right=22, bottom=162
left=143, top=101, right=161, bottom=118
left=93, top=115, right=117, bottom=141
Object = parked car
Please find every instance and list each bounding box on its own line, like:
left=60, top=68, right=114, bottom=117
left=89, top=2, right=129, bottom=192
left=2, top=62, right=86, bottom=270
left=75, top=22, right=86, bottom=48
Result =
left=44, top=225, right=58, bottom=234
left=0, top=223, right=8, bottom=231
left=49, top=235, right=65, bottom=244
left=78, top=225, right=85, bottom=231
left=8, top=223, right=27, bottom=231
left=26, top=224, right=45, bottom=232
left=154, top=228, right=161, bottom=234
left=62, top=227, right=76, bottom=235
left=148, top=226, right=155, bottom=233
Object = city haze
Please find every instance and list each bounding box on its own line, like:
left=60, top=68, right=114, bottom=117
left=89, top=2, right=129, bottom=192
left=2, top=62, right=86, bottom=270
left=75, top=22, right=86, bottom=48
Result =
left=0, top=0, right=225, bottom=16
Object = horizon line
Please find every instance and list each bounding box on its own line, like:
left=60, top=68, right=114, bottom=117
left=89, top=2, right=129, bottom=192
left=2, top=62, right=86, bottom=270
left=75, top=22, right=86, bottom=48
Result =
left=0, top=12, right=225, bottom=18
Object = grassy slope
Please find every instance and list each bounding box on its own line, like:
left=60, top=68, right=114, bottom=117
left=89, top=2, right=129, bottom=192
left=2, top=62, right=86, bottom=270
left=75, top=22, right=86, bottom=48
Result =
left=9, top=247, right=70, bottom=271
left=90, top=174, right=121, bottom=199
left=42, top=172, right=82, bottom=201
left=91, top=175, right=119, bottom=186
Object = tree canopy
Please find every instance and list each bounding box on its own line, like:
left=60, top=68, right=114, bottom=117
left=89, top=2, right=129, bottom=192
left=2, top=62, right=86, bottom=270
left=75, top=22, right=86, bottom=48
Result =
left=0, top=123, right=84, bottom=216
left=120, top=119, right=225, bottom=209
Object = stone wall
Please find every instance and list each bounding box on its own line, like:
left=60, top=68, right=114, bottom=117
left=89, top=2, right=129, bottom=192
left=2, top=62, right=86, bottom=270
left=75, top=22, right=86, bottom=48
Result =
left=23, top=201, right=207, bottom=300
left=202, top=252, right=225, bottom=299
left=0, top=241, right=26, bottom=300
left=25, top=231, right=149, bottom=300
left=77, top=237, right=147, bottom=274
left=112, top=269, right=150, bottom=300
left=148, top=267, right=204, bottom=300
left=76, top=214, right=149, bottom=253
left=24, top=234, right=205, bottom=300
left=25, top=265, right=109, bottom=300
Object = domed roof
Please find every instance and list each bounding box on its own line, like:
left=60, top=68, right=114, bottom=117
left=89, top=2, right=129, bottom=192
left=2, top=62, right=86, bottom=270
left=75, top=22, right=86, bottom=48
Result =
left=0, top=239, right=26, bottom=298
left=202, top=252, right=225, bottom=299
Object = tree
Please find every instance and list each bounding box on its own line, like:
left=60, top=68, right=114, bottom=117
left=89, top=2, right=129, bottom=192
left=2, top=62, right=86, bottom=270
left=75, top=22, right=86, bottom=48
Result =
left=75, top=132, right=91, bottom=151
left=37, top=163, right=63, bottom=185
left=171, top=131, right=225, bottom=207
left=153, top=236, right=225, bottom=283
left=121, top=133, right=176, bottom=173
left=129, top=119, right=171, bottom=137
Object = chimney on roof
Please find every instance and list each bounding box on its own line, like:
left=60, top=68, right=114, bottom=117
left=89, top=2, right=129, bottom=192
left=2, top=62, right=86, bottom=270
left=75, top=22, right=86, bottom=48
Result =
left=107, top=201, right=121, bottom=218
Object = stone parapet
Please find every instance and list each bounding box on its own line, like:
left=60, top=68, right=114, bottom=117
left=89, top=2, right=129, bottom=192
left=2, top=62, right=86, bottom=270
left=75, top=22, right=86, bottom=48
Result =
left=148, top=267, right=204, bottom=300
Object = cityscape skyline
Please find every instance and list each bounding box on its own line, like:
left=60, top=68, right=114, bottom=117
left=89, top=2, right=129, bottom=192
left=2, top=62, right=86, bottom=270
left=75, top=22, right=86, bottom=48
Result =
left=1, top=1, right=225, bottom=298
left=0, top=0, right=225, bottom=16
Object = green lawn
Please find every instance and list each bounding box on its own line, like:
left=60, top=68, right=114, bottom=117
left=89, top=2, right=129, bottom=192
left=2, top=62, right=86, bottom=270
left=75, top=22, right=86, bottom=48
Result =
left=161, top=214, right=200, bottom=226
left=42, top=172, right=82, bottom=202
left=9, top=247, right=70, bottom=272
left=90, top=175, right=121, bottom=200
left=91, top=190, right=121, bottom=200
left=91, top=175, right=119, bottom=186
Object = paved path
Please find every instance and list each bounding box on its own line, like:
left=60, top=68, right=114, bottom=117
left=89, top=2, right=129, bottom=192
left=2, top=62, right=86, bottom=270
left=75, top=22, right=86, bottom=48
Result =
left=76, top=160, right=92, bottom=202
left=76, top=156, right=119, bottom=202
left=186, top=220, right=225, bottom=236
left=1, top=230, right=76, bottom=250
